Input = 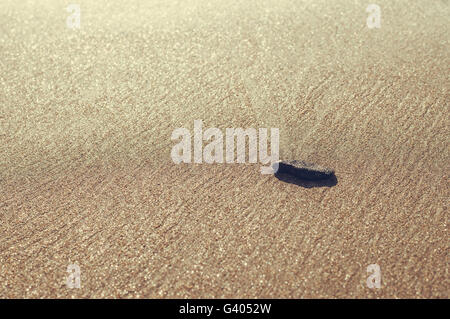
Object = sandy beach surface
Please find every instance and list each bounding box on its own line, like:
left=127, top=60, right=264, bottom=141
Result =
left=0, top=0, right=448, bottom=298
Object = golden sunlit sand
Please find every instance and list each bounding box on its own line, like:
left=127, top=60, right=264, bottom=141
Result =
left=0, top=0, right=448, bottom=298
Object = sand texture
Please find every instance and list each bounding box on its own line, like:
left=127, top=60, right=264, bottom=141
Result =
left=0, top=0, right=448, bottom=298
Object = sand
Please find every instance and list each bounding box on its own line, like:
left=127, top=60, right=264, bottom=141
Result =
left=0, top=0, right=448, bottom=298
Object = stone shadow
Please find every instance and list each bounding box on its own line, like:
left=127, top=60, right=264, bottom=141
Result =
left=274, top=172, right=338, bottom=188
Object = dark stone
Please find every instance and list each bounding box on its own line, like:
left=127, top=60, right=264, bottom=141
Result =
left=273, top=160, right=335, bottom=181
left=274, top=171, right=338, bottom=188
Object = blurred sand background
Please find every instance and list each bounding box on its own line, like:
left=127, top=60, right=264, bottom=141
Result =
left=0, top=0, right=448, bottom=298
